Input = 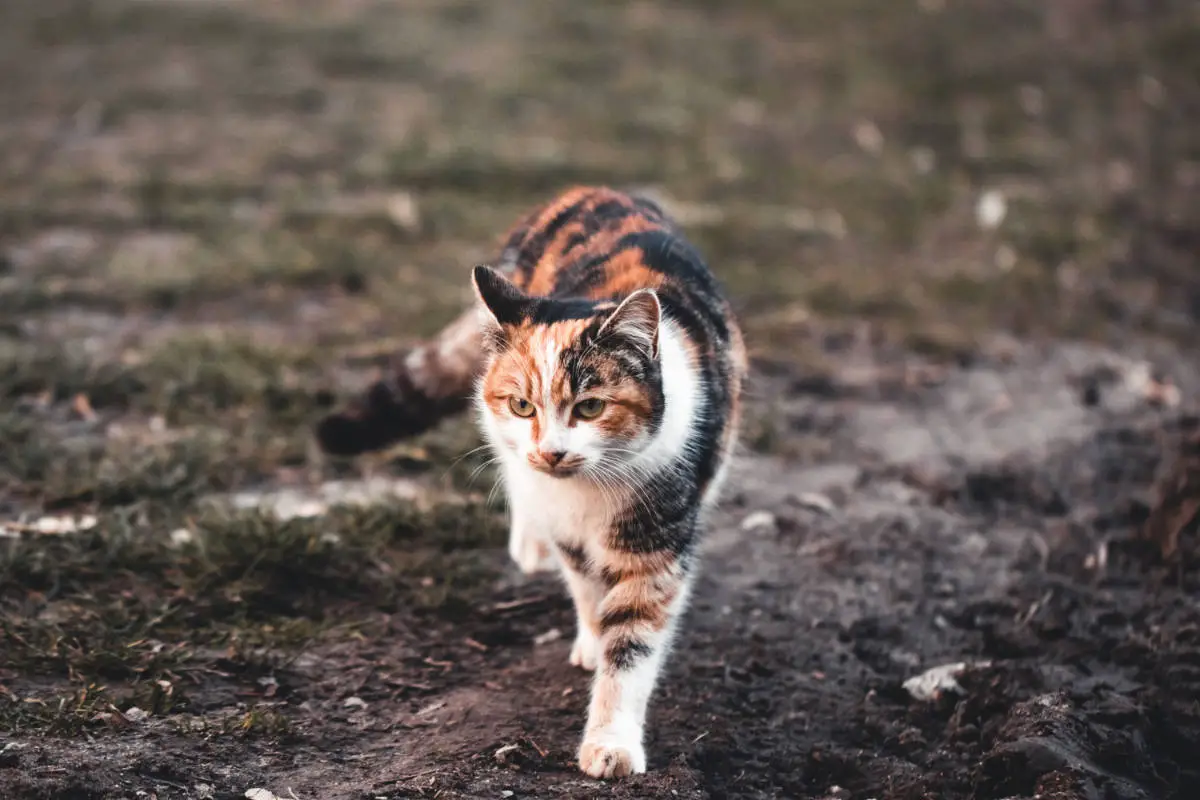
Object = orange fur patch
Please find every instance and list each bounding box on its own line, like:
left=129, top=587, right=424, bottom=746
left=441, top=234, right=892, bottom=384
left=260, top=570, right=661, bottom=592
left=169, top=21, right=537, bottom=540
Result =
left=597, top=549, right=679, bottom=587
left=587, top=673, right=622, bottom=732
left=481, top=313, right=658, bottom=447
left=601, top=573, right=680, bottom=632
left=595, top=248, right=665, bottom=298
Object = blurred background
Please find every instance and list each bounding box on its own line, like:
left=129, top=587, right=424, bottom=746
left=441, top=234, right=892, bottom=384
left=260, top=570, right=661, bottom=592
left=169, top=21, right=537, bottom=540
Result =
left=4, top=0, right=1197, bottom=357
left=2, top=2, right=1198, bottom=799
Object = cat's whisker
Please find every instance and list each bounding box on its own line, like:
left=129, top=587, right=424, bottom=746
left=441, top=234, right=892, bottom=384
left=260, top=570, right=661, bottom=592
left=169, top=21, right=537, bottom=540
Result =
left=439, top=443, right=495, bottom=482
left=463, top=456, right=502, bottom=489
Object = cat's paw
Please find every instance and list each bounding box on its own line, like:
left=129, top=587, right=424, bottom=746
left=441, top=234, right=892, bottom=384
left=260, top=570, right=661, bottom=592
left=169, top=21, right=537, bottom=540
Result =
left=569, top=629, right=599, bottom=671
left=509, top=533, right=554, bottom=574
left=578, top=739, right=646, bottom=779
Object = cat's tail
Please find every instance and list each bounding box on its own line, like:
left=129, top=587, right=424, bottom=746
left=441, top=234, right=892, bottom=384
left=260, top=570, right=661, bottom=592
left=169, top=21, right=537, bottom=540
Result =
left=314, top=304, right=485, bottom=457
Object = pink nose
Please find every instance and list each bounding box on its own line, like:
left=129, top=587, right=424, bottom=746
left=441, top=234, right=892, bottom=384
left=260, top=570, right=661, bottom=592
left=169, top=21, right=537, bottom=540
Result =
left=540, top=450, right=567, bottom=466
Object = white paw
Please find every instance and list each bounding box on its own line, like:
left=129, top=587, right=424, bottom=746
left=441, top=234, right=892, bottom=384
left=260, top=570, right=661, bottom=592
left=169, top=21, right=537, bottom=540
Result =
left=569, top=629, right=599, bottom=671
left=509, top=532, right=554, bottom=574
left=578, top=738, right=646, bottom=779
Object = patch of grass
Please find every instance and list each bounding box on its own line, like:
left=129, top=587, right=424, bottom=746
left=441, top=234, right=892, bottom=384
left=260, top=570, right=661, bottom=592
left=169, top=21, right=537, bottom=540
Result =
left=1, top=600, right=194, bottom=683
left=133, top=333, right=327, bottom=427
left=0, top=683, right=119, bottom=736
left=0, top=418, right=246, bottom=512
left=1, top=330, right=334, bottom=509
left=1, top=331, right=324, bottom=420
left=0, top=339, right=144, bottom=409
left=0, top=678, right=191, bottom=736
left=180, top=500, right=507, bottom=619
left=173, top=705, right=294, bottom=739
left=2, top=499, right=505, bottom=618
left=1, top=497, right=506, bottom=679
left=0, top=495, right=506, bottom=734
left=105, top=225, right=400, bottom=309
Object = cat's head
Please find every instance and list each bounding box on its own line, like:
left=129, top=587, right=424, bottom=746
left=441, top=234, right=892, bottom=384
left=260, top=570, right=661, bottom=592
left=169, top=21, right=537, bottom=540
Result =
left=471, top=265, right=664, bottom=479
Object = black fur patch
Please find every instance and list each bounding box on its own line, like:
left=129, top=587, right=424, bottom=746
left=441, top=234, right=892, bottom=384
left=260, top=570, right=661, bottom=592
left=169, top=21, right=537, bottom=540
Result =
left=556, top=542, right=589, bottom=574
left=599, top=605, right=655, bottom=631
left=605, top=634, right=653, bottom=670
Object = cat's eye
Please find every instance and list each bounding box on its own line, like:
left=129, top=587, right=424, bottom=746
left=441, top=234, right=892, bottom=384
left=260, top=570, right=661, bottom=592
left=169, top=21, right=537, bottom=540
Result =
left=573, top=398, right=607, bottom=420
left=508, top=397, right=536, bottom=418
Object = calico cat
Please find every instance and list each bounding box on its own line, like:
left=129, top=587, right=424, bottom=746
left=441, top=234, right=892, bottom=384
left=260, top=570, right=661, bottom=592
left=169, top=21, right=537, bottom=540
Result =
left=316, top=186, right=746, bottom=778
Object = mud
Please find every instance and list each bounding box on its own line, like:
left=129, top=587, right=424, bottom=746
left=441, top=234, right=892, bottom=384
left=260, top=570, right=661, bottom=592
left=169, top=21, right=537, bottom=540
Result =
left=4, top=339, right=1198, bottom=800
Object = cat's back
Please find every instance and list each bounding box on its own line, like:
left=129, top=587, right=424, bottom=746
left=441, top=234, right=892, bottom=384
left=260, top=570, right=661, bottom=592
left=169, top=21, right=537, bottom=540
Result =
left=501, top=186, right=739, bottom=352
left=503, top=187, right=692, bottom=293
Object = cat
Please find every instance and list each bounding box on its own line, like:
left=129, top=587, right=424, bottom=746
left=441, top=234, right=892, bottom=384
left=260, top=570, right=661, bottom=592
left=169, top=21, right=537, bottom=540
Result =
left=316, top=186, right=746, bottom=778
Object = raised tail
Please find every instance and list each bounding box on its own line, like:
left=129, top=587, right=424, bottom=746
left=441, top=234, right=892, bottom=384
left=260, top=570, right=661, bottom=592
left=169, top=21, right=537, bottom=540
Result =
left=315, top=304, right=486, bottom=456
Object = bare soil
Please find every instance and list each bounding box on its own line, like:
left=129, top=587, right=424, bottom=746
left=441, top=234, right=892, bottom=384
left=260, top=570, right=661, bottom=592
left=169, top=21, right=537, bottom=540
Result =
left=2, top=1, right=1198, bottom=799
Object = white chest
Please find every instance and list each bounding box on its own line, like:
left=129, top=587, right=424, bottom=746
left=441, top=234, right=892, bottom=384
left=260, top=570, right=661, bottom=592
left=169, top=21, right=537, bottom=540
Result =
left=502, top=457, right=617, bottom=547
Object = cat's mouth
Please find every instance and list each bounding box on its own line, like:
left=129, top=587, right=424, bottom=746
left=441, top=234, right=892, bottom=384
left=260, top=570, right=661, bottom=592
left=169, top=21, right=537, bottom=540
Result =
left=527, top=455, right=586, bottom=477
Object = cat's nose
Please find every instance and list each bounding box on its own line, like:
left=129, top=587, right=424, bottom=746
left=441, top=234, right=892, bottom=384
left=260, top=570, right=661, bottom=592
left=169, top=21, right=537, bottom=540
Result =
left=540, top=450, right=567, bottom=466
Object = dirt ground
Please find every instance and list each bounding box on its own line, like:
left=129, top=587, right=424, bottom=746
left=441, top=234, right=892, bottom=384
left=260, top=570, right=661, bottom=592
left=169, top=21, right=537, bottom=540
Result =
left=2, top=1, right=1199, bottom=798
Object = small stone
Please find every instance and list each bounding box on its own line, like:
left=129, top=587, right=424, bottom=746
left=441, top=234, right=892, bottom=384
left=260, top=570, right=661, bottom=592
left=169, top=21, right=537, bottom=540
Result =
left=910, top=146, right=936, bottom=175
left=853, top=121, right=884, bottom=156
left=493, top=743, right=520, bottom=762
left=71, top=393, right=97, bottom=422
left=343, top=696, right=368, bottom=710
left=32, top=515, right=95, bottom=534
left=387, top=191, right=421, bottom=232
left=533, top=628, right=563, bottom=646
left=794, top=492, right=837, bottom=516
left=976, top=190, right=1007, bottom=230
left=818, top=209, right=847, bottom=240
left=995, top=244, right=1017, bottom=272
left=740, top=511, right=777, bottom=533
left=903, top=662, right=990, bottom=701
left=124, top=707, right=150, bottom=722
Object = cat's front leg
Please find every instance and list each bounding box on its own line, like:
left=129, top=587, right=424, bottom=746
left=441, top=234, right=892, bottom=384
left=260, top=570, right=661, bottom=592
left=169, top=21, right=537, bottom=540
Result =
left=577, top=554, right=691, bottom=778
left=555, top=544, right=603, bottom=671
left=507, top=502, right=554, bottom=574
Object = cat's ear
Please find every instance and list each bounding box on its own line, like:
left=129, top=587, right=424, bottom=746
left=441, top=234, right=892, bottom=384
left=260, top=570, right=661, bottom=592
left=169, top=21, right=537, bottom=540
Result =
left=472, top=265, right=530, bottom=326
left=598, top=288, right=661, bottom=359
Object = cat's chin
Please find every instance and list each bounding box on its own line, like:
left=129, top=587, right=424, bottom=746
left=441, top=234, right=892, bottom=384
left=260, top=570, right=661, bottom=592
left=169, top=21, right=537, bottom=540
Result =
left=530, top=463, right=583, bottom=479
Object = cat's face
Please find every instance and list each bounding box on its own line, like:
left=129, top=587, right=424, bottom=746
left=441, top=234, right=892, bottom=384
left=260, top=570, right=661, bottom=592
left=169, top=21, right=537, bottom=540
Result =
left=472, top=266, right=664, bottom=479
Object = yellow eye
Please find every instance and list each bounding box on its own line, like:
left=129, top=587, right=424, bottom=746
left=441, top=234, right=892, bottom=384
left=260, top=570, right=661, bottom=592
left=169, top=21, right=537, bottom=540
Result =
left=508, top=397, right=536, bottom=418
left=573, top=398, right=607, bottom=420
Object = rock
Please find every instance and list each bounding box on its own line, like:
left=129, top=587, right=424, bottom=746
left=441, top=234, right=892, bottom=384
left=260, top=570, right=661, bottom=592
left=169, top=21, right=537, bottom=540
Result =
left=903, top=662, right=990, bottom=701
left=533, top=628, right=563, bottom=646
left=793, top=492, right=837, bottom=516
left=740, top=511, right=778, bottom=533
left=976, top=189, right=1007, bottom=230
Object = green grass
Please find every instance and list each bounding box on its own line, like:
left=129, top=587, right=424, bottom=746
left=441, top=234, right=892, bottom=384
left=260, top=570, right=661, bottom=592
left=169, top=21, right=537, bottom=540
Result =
left=0, top=496, right=506, bottom=735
